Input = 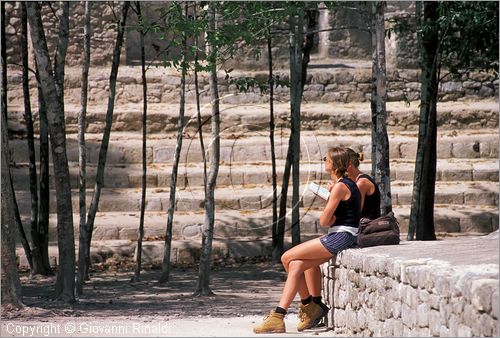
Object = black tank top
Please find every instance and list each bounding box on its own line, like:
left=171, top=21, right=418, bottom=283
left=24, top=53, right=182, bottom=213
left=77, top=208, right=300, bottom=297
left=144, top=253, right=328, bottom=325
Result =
left=332, top=178, right=361, bottom=228
left=357, top=174, right=381, bottom=220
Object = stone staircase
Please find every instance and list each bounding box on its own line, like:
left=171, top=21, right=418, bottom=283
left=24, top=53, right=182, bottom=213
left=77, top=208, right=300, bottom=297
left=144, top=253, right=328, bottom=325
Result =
left=6, top=65, right=499, bottom=266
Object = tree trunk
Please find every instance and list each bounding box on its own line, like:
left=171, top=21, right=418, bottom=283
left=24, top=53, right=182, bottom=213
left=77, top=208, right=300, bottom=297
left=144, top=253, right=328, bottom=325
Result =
left=268, top=29, right=278, bottom=260
left=1, top=2, right=24, bottom=309
left=21, top=2, right=46, bottom=275
left=1, top=104, right=24, bottom=311
left=408, top=1, right=438, bottom=241
left=36, top=62, right=51, bottom=273
left=132, top=1, right=147, bottom=283
left=76, top=0, right=91, bottom=295
left=159, top=2, right=188, bottom=284
left=195, top=3, right=219, bottom=296
left=274, top=145, right=292, bottom=262
left=370, top=5, right=377, bottom=179
left=372, top=2, right=392, bottom=215
left=194, top=4, right=208, bottom=200
left=85, top=2, right=130, bottom=278
left=273, top=7, right=314, bottom=259
left=290, top=12, right=304, bottom=247
left=26, top=2, right=75, bottom=302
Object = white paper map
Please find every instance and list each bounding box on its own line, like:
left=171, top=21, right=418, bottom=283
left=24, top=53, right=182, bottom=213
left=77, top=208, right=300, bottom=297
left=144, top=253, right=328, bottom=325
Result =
left=308, top=182, right=330, bottom=200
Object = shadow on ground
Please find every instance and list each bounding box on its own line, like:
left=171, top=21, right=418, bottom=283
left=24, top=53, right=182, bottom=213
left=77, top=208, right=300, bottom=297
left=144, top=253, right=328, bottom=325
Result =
left=15, top=262, right=288, bottom=320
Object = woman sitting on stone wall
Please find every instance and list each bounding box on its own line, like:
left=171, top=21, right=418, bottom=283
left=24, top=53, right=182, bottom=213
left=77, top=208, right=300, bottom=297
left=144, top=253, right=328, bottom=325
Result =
left=253, top=147, right=361, bottom=334
left=342, top=148, right=381, bottom=221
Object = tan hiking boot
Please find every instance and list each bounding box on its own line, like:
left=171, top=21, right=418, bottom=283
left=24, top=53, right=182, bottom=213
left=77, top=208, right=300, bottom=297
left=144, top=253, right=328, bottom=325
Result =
left=297, top=302, right=326, bottom=331
left=253, top=310, right=286, bottom=334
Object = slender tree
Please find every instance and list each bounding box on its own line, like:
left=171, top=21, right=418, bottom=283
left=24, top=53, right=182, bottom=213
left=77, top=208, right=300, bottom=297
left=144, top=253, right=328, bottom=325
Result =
left=289, top=11, right=304, bottom=247
left=371, top=2, right=392, bottom=215
left=267, top=26, right=279, bottom=262
left=76, top=0, right=92, bottom=295
left=21, top=2, right=47, bottom=275
left=1, top=104, right=24, bottom=310
left=194, top=4, right=208, bottom=202
left=35, top=61, right=51, bottom=273
left=274, top=4, right=316, bottom=258
left=1, top=2, right=24, bottom=309
left=132, top=1, right=147, bottom=283
left=408, top=2, right=439, bottom=241
left=195, top=2, right=220, bottom=296
left=408, top=1, right=498, bottom=240
left=26, top=1, right=75, bottom=302
left=84, top=2, right=130, bottom=278
left=159, top=2, right=189, bottom=284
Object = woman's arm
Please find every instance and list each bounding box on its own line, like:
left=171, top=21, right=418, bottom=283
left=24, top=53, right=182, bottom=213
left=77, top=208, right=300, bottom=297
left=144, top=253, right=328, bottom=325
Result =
left=319, top=182, right=349, bottom=227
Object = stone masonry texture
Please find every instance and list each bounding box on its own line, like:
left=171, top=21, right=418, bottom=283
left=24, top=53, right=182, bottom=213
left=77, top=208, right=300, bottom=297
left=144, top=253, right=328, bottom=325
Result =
left=321, top=234, right=499, bottom=337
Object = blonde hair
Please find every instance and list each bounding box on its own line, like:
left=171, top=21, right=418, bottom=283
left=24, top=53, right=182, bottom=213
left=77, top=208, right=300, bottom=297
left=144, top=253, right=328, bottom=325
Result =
left=345, top=148, right=364, bottom=168
left=327, top=147, right=350, bottom=178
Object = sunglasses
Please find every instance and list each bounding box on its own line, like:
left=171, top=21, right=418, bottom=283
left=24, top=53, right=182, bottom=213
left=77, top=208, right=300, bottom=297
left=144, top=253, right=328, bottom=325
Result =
left=323, top=156, right=327, bottom=162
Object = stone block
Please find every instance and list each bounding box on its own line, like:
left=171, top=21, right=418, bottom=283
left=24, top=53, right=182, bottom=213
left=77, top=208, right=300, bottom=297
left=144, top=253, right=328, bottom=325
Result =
left=439, top=298, right=451, bottom=327
left=437, top=141, right=453, bottom=158
left=392, top=320, right=403, bottom=337
left=401, top=303, right=417, bottom=328
left=119, top=228, right=138, bottom=240
left=464, top=191, right=497, bottom=206
left=429, top=309, right=441, bottom=336
left=145, top=198, right=162, bottom=211
left=154, top=147, right=175, bottom=163
left=492, top=289, right=499, bottom=319
left=440, top=168, right=472, bottom=181
left=128, top=173, right=158, bottom=188
left=462, top=304, right=479, bottom=328
left=182, top=224, right=201, bottom=237
left=439, top=325, right=452, bottom=337
left=480, top=141, right=499, bottom=158
left=460, top=214, right=493, bottom=233
left=473, top=167, right=499, bottom=182
left=451, top=142, right=481, bottom=159
left=239, top=196, right=261, bottom=210
left=457, top=324, right=472, bottom=337
left=471, top=279, right=497, bottom=313
left=92, top=226, right=120, bottom=240
left=417, top=303, right=430, bottom=327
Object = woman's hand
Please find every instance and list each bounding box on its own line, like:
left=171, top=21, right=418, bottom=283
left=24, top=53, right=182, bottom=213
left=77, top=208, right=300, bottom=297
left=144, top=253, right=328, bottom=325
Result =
left=326, top=181, right=335, bottom=192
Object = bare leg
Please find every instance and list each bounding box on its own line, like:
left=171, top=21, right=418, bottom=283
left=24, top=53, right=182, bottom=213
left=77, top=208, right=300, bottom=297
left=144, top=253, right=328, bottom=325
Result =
left=278, top=238, right=332, bottom=310
left=304, top=266, right=322, bottom=297
left=282, top=254, right=310, bottom=300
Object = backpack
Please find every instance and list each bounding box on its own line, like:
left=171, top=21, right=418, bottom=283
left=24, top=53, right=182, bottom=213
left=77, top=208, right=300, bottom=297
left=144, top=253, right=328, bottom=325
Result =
left=357, top=211, right=400, bottom=248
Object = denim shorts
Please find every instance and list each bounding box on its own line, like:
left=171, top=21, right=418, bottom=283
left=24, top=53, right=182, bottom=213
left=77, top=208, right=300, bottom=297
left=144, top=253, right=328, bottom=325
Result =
left=319, top=231, right=357, bottom=255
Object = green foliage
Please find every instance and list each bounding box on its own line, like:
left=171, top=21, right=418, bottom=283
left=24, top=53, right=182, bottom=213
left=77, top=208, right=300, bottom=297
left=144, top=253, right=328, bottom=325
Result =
left=436, top=2, right=498, bottom=77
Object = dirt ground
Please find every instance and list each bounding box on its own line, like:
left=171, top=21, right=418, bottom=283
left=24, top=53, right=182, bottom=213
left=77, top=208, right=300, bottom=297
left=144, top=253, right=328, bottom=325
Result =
left=1, top=262, right=336, bottom=337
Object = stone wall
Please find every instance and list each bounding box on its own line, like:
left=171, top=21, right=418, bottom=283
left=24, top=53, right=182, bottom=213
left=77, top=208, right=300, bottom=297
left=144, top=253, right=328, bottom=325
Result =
left=4, top=1, right=416, bottom=69
left=321, top=236, right=499, bottom=337
left=6, top=65, right=498, bottom=110
left=4, top=2, right=124, bottom=67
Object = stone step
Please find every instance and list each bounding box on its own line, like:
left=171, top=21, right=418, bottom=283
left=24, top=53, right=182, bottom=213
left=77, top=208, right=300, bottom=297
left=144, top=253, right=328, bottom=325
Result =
left=15, top=181, right=499, bottom=216
left=17, top=204, right=499, bottom=245
left=6, top=100, right=499, bottom=135
left=6, top=65, right=498, bottom=108
left=15, top=236, right=304, bottom=270
left=10, top=158, right=499, bottom=191
left=8, top=129, right=499, bottom=167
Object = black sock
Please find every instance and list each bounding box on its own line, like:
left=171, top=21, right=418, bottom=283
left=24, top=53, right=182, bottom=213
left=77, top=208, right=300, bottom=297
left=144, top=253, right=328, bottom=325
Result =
left=275, top=306, right=287, bottom=315
left=312, top=296, right=322, bottom=304
left=301, top=295, right=312, bottom=305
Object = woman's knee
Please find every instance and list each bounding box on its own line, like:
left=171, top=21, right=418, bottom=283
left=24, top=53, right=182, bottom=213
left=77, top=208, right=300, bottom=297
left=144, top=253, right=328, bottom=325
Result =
left=281, top=252, right=291, bottom=268
left=288, top=260, right=305, bottom=276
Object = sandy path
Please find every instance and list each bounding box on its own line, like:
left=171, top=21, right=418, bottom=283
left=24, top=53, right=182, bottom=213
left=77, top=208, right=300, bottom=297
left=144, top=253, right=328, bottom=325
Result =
left=1, top=262, right=337, bottom=337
